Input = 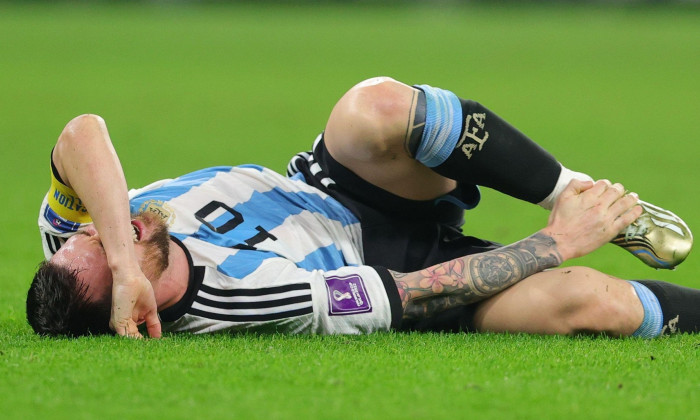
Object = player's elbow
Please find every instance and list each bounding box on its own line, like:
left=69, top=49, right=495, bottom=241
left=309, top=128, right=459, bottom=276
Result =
left=60, top=114, right=108, bottom=145
left=55, top=114, right=110, bottom=158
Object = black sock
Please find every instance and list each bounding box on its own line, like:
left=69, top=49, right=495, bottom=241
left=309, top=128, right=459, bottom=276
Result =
left=637, top=280, right=700, bottom=334
left=410, top=85, right=562, bottom=204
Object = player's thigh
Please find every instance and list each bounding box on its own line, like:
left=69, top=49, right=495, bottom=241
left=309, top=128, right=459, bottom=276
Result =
left=471, top=266, right=643, bottom=336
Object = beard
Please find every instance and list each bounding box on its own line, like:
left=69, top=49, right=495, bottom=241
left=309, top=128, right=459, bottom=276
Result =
left=135, top=212, right=171, bottom=279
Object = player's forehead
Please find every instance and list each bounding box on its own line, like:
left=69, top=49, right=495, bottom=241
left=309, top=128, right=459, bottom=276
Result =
left=52, top=231, right=102, bottom=260
left=50, top=232, right=112, bottom=296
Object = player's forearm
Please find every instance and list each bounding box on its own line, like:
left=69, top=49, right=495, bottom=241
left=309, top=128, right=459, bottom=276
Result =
left=53, top=114, right=137, bottom=271
left=390, top=231, right=563, bottom=315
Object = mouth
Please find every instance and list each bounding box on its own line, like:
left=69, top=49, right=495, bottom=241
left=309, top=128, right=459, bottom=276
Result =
left=131, top=220, right=144, bottom=242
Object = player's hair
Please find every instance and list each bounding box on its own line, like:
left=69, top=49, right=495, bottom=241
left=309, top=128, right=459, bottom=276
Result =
left=26, top=260, right=113, bottom=337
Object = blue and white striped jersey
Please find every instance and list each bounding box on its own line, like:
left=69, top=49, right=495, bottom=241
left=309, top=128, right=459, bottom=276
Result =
left=39, top=164, right=398, bottom=335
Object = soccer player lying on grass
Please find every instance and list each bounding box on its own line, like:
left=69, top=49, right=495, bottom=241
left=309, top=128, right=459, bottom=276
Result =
left=27, top=77, right=698, bottom=339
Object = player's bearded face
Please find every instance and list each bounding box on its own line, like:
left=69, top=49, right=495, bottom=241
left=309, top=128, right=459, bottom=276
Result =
left=135, top=212, right=170, bottom=279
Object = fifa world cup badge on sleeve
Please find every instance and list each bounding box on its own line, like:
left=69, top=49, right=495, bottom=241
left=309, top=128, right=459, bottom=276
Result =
left=325, top=275, right=372, bottom=315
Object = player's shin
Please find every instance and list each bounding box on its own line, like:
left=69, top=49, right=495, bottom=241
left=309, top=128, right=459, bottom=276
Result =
left=407, top=84, right=589, bottom=206
left=407, top=84, right=692, bottom=269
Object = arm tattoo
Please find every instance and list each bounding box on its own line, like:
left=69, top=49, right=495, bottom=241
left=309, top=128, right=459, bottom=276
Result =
left=391, top=232, right=562, bottom=320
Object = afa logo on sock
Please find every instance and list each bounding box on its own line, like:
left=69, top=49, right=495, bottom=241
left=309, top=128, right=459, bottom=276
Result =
left=456, top=112, right=489, bottom=159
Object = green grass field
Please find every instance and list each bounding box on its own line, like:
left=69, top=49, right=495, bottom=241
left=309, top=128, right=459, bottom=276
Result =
left=1, top=2, right=699, bottom=419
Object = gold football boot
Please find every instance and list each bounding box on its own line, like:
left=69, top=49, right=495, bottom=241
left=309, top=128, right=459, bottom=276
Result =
left=612, top=200, right=693, bottom=269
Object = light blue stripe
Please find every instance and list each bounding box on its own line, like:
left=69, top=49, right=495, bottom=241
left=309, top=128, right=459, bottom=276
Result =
left=631, top=249, right=671, bottom=268
left=217, top=249, right=280, bottom=279
left=629, top=281, right=663, bottom=338
left=289, top=172, right=305, bottom=182
left=216, top=244, right=347, bottom=279
left=295, top=243, right=347, bottom=271
left=187, top=186, right=357, bottom=249
left=414, top=84, right=463, bottom=168
left=133, top=165, right=358, bottom=279
left=434, top=192, right=480, bottom=210
left=129, top=166, right=231, bottom=213
left=237, top=164, right=265, bottom=172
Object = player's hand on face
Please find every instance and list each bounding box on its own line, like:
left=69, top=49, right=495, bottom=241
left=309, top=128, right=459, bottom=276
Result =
left=109, top=267, right=162, bottom=339
left=545, top=179, right=643, bottom=261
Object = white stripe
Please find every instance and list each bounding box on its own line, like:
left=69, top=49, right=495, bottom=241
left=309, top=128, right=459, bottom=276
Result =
left=643, top=203, right=680, bottom=221
left=640, top=201, right=688, bottom=237
left=44, top=233, right=56, bottom=254
left=310, top=162, right=323, bottom=175
left=650, top=218, right=685, bottom=236
left=286, top=152, right=312, bottom=176
left=191, top=300, right=312, bottom=316
left=312, top=133, right=323, bottom=149
left=198, top=288, right=310, bottom=303
left=262, top=209, right=361, bottom=265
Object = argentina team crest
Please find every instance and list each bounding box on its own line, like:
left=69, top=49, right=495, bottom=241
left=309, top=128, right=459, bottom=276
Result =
left=324, top=275, right=372, bottom=316
left=138, top=199, right=176, bottom=227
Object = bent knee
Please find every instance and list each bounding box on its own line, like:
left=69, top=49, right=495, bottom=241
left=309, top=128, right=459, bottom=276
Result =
left=325, top=77, right=415, bottom=162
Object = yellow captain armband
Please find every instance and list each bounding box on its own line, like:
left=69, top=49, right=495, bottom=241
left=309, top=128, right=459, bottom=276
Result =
left=47, top=171, right=92, bottom=224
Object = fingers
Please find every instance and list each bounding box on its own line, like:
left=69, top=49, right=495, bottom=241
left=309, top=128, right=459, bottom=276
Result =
left=610, top=192, right=643, bottom=232
left=609, top=190, right=639, bottom=214
left=110, top=318, right=144, bottom=339
left=590, top=181, right=642, bottom=232
left=144, top=312, right=162, bottom=339
left=584, top=179, right=622, bottom=200
left=581, top=180, right=627, bottom=208
left=112, top=317, right=161, bottom=339
left=109, top=273, right=160, bottom=339
left=562, top=178, right=595, bottom=196
left=615, top=203, right=643, bottom=233
left=546, top=176, right=644, bottom=261
left=587, top=179, right=612, bottom=197
left=600, top=181, right=625, bottom=204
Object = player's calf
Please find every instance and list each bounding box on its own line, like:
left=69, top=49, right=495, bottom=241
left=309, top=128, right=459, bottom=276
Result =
left=472, top=267, right=645, bottom=336
left=406, top=83, right=564, bottom=204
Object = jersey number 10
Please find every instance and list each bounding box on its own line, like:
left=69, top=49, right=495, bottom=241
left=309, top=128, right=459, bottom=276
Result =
left=194, top=200, right=278, bottom=250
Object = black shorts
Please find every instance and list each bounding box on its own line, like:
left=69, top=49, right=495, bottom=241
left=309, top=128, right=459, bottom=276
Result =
left=287, top=134, right=502, bottom=332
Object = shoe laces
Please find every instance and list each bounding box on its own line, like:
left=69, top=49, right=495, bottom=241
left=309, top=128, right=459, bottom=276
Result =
left=623, top=214, right=651, bottom=242
left=624, top=224, right=647, bottom=241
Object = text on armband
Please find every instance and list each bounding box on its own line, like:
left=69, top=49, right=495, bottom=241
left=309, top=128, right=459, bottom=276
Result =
left=53, top=189, right=88, bottom=213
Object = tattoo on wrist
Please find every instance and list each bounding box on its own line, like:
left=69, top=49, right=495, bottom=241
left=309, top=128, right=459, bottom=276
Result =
left=392, top=232, right=562, bottom=320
